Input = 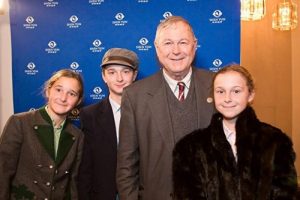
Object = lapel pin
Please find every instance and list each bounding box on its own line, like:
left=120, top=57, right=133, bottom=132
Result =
left=207, top=97, right=213, bottom=103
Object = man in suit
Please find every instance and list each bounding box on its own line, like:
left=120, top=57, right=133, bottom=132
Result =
left=78, top=48, right=139, bottom=200
left=116, top=16, right=216, bottom=200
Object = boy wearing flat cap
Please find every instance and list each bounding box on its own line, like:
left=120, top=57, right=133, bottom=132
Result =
left=78, top=48, right=139, bottom=200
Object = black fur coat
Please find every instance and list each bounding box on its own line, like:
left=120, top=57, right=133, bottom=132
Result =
left=172, top=106, right=297, bottom=200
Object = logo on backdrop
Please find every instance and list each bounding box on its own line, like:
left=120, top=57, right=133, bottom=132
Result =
left=89, top=0, right=104, bottom=5
left=209, top=10, right=226, bottom=24
left=90, top=39, right=105, bottom=53
left=23, top=16, right=38, bottom=29
left=43, top=0, right=59, bottom=7
left=90, top=86, right=106, bottom=100
left=163, top=12, right=173, bottom=19
left=160, top=12, right=173, bottom=22
left=29, top=108, right=36, bottom=112
left=209, top=58, right=223, bottom=72
left=25, top=62, right=39, bottom=75
left=136, top=37, right=152, bottom=51
left=70, top=61, right=83, bottom=73
left=137, top=0, right=149, bottom=3
left=67, top=15, right=82, bottom=28
left=45, top=40, right=60, bottom=54
left=68, top=108, right=80, bottom=121
left=112, top=13, right=128, bottom=26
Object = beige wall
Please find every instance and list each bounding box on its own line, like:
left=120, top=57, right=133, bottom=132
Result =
left=0, top=0, right=13, bottom=133
left=241, top=0, right=300, bottom=180
left=292, top=14, right=300, bottom=181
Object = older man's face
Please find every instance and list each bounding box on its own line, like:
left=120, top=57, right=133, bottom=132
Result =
left=155, top=21, right=197, bottom=81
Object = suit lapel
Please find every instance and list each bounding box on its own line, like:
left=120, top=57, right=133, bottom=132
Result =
left=56, top=127, right=75, bottom=165
left=148, top=72, right=175, bottom=151
left=193, top=68, right=215, bottom=128
left=97, top=98, right=117, bottom=147
left=35, top=108, right=56, bottom=161
left=34, top=125, right=56, bottom=161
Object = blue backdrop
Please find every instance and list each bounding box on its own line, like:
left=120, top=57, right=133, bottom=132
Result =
left=9, top=0, right=240, bottom=125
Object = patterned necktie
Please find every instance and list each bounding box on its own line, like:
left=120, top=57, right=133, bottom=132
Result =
left=177, top=82, right=185, bottom=102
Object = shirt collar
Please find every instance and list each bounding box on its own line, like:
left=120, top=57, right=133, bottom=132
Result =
left=222, top=120, right=235, bottom=140
left=162, top=68, right=192, bottom=92
left=109, top=97, right=121, bottom=113
left=45, top=105, right=65, bottom=129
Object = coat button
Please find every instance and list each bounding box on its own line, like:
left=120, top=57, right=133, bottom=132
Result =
left=34, top=125, right=38, bottom=130
left=51, top=186, right=55, bottom=191
left=45, top=182, right=51, bottom=186
left=33, top=180, right=38, bottom=184
left=49, top=165, right=53, bottom=169
left=65, top=170, right=69, bottom=174
left=37, top=164, right=42, bottom=168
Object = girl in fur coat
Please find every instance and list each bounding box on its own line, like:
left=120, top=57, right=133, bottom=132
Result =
left=173, top=64, right=297, bottom=200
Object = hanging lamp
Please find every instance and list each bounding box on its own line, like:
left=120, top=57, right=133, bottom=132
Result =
left=241, top=0, right=266, bottom=21
left=272, top=0, right=298, bottom=30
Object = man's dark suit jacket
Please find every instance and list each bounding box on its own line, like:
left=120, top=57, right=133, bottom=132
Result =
left=78, top=98, right=118, bottom=200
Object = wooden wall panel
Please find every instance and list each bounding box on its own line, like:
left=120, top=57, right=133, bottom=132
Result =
left=241, top=0, right=299, bottom=181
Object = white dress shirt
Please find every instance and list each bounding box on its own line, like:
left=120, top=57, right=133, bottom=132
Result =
left=162, top=68, right=192, bottom=100
left=109, top=97, right=121, bottom=144
left=222, top=121, right=237, bottom=161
